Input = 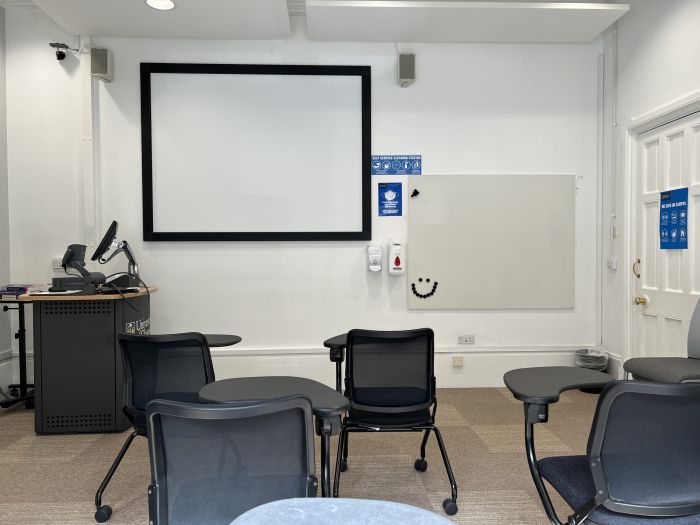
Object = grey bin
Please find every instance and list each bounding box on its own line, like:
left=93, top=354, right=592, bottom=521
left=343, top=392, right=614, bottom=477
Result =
left=574, top=348, right=609, bottom=372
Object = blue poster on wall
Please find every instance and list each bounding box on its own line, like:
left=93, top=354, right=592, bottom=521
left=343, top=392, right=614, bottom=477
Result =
left=660, top=187, right=688, bottom=249
left=378, top=182, right=402, bottom=216
left=372, top=155, right=422, bottom=175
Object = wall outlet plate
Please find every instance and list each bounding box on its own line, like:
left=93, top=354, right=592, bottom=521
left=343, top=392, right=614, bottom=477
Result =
left=52, top=255, right=64, bottom=271
left=457, top=334, right=475, bottom=345
left=452, top=355, right=464, bottom=367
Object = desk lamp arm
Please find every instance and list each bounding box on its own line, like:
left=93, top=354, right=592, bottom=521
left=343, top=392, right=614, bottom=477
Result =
left=99, top=241, right=139, bottom=277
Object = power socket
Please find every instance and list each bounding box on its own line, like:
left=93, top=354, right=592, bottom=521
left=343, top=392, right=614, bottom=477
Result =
left=452, top=355, right=464, bottom=368
left=52, top=255, right=64, bottom=271
left=457, top=334, right=475, bottom=345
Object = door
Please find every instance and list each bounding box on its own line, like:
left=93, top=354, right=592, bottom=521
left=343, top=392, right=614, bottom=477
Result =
left=632, top=111, right=700, bottom=358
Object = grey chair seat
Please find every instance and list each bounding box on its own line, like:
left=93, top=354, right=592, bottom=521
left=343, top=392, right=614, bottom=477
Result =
left=125, top=392, right=204, bottom=433
left=623, top=357, right=700, bottom=383
left=539, top=455, right=700, bottom=525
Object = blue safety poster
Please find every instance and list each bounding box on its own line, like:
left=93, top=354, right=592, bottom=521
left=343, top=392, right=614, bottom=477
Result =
left=660, top=187, right=688, bottom=249
left=372, top=155, right=422, bottom=175
left=378, top=182, right=402, bottom=216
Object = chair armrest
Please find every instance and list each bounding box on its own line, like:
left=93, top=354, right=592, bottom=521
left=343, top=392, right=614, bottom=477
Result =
left=504, top=366, right=613, bottom=406
left=329, top=347, right=344, bottom=363
left=525, top=402, right=550, bottom=425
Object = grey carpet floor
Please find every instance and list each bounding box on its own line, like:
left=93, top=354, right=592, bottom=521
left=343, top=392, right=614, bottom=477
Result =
left=0, top=388, right=596, bottom=524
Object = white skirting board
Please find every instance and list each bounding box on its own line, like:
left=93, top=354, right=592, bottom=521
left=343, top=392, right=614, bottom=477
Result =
left=0, top=355, right=35, bottom=389
left=0, top=350, right=619, bottom=391
left=211, top=347, right=585, bottom=388
left=0, top=356, right=14, bottom=390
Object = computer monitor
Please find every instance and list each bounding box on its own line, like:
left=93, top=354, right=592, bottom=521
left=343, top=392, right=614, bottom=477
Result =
left=91, top=220, right=118, bottom=263
left=92, top=220, right=140, bottom=288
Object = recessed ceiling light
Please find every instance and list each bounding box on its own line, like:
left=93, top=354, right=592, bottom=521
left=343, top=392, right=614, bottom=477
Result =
left=146, top=0, right=175, bottom=11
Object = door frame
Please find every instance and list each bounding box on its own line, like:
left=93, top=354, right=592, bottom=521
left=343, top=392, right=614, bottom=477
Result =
left=624, top=89, right=700, bottom=362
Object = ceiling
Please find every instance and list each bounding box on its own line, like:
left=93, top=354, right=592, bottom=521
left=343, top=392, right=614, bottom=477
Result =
left=30, top=0, right=292, bottom=40
left=306, top=1, right=630, bottom=43
left=16, top=0, right=629, bottom=42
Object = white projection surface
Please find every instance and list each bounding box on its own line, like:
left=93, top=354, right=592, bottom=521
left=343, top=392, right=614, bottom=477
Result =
left=147, top=71, right=365, bottom=237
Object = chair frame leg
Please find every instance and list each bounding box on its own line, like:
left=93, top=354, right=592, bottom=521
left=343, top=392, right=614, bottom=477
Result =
left=342, top=430, right=349, bottom=463
left=419, top=428, right=431, bottom=460
left=431, top=426, right=458, bottom=502
left=333, top=426, right=348, bottom=498
left=332, top=422, right=457, bottom=505
left=525, top=418, right=567, bottom=525
left=95, top=430, right=139, bottom=510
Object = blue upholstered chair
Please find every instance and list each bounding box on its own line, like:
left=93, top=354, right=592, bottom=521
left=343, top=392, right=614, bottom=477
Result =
left=532, top=381, right=700, bottom=525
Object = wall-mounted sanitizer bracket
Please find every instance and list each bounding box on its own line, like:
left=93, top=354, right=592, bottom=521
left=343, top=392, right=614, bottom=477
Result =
left=389, top=242, right=405, bottom=275
left=368, top=245, right=383, bottom=272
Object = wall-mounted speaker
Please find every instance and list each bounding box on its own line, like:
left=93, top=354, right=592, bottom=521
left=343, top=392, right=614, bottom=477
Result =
left=398, top=53, right=415, bottom=88
left=90, top=47, right=112, bottom=83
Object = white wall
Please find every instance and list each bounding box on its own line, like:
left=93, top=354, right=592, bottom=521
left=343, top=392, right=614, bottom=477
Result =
left=601, top=0, right=700, bottom=365
left=0, top=6, right=11, bottom=388
left=3, top=6, right=81, bottom=385
left=6, top=9, right=605, bottom=386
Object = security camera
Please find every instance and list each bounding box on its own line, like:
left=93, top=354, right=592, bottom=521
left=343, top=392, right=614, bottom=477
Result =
left=49, top=42, right=77, bottom=61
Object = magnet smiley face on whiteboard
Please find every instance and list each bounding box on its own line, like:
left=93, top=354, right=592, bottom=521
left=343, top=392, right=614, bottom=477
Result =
left=411, top=277, right=438, bottom=299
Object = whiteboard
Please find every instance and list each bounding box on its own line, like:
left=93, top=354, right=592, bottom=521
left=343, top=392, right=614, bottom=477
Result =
left=407, top=175, right=575, bottom=309
left=141, top=64, right=370, bottom=241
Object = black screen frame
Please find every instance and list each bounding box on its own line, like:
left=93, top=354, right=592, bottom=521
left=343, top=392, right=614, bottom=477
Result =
left=140, top=62, right=372, bottom=242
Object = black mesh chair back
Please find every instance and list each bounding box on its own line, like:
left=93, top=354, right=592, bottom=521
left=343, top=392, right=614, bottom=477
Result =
left=345, top=328, right=434, bottom=411
left=335, top=328, right=458, bottom=515
left=120, top=333, right=215, bottom=427
left=587, top=381, right=700, bottom=517
left=95, top=333, right=216, bottom=523
left=146, top=396, right=317, bottom=525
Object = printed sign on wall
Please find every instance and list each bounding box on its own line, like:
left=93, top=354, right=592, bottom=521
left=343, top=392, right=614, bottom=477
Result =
left=660, top=187, right=688, bottom=250
left=378, top=182, right=402, bottom=217
left=372, top=155, right=422, bottom=175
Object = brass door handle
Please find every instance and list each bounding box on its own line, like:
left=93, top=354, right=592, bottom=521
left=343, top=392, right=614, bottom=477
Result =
left=634, top=295, right=649, bottom=306
left=633, top=258, right=641, bottom=279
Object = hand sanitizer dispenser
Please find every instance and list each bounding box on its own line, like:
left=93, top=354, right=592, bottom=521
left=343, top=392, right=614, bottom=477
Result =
left=389, top=242, right=405, bottom=275
left=368, top=244, right=382, bottom=272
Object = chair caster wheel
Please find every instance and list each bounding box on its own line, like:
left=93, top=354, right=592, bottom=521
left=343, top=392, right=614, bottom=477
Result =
left=95, top=505, right=112, bottom=523
left=442, top=498, right=458, bottom=515
left=414, top=458, right=428, bottom=472
left=442, top=498, right=457, bottom=515
left=339, top=459, right=348, bottom=472
left=24, top=400, right=34, bottom=409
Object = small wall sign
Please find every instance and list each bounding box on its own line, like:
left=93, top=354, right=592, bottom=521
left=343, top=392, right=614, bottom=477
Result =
left=660, top=187, right=688, bottom=250
left=379, top=182, right=402, bottom=216
left=372, top=155, right=422, bottom=175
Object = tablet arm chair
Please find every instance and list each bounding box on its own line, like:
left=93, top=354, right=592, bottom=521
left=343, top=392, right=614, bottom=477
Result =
left=146, top=396, right=318, bottom=525
left=529, top=381, right=700, bottom=525
left=94, top=333, right=215, bottom=523
left=333, top=328, right=458, bottom=515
